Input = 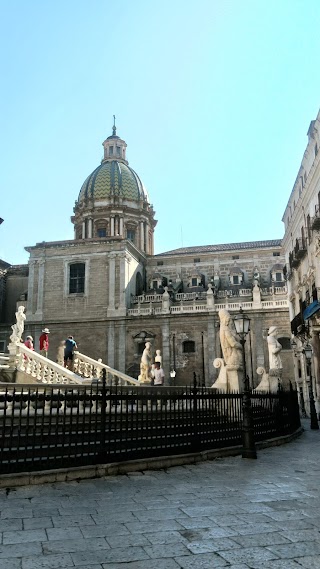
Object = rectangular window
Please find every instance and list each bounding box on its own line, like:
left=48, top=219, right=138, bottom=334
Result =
left=0, top=341, right=5, bottom=352
left=275, top=272, right=282, bottom=282
left=109, top=147, right=113, bottom=156
left=273, top=252, right=280, bottom=256
left=97, top=228, right=106, bottom=238
left=191, top=278, right=198, bottom=287
left=69, top=263, right=85, bottom=294
left=232, top=255, right=239, bottom=260
left=233, top=275, right=239, bottom=285
left=193, top=258, right=200, bottom=263
left=157, top=261, right=164, bottom=266
left=127, top=230, right=135, bottom=242
left=153, top=280, right=158, bottom=289
left=116, top=146, right=121, bottom=156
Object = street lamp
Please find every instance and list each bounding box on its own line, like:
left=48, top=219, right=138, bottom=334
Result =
left=303, top=344, right=319, bottom=430
left=234, top=308, right=257, bottom=459
left=169, top=369, right=176, bottom=385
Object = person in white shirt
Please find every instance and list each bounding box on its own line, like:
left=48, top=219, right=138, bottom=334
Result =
left=153, top=361, right=165, bottom=386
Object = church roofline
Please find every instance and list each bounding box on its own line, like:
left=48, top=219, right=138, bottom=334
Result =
left=155, top=239, right=283, bottom=257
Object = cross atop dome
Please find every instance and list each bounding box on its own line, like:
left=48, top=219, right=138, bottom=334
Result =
left=112, top=115, right=116, bottom=136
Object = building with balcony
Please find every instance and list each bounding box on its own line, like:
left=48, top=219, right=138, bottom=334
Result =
left=0, top=122, right=294, bottom=386
left=282, top=109, right=320, bottom=413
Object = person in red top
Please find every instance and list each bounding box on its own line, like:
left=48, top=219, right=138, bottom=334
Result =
left=39, top=328, right=50, bottom=358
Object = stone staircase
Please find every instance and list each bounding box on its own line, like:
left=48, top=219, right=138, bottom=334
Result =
left=0, top=344, right=139, bottom=386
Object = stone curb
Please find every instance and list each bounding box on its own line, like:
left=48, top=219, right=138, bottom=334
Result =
left=0, top=427, right=303, bottom=488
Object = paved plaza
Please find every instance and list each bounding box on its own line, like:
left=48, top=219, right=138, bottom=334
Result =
left=0, top=423, right=320, bottom=568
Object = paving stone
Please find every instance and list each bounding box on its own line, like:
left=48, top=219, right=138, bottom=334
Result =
left=106, top=533, right=150, bottom=548
left=180, top=526, right=238, bottom=540
left=46, top=527, right=83, bottom=541
left=143, top=542, right=191, bottom=558
left=0, top=560, right=21, bottom=569
left=231, top=532, right=290, bottom=547
left=43, top=537, right=110, bottom=554
left=71, top=546, right=150, bottom=565
left=1, top=508, right=33, bottom=519
left=279, top=528, right=320, bottom=542
left=296, top=556, right=320, bottom=568
left=101, top=560, right=180, bottom=569
left=3, top=529, right=47, bottom=545
left=267, top=541, right=320, bottom=558
left=218, top=546, right=279, bottom=564
left=0, top=542, right=42, bottom=558
left=125, top=520, right=184, bottom=533
left=132, top=507, right=187, bottom=521
left=51, top=514, right=95, bottom=527
left=238, top=523, right=284, bottom=536
left=80, top=523, right=130, bottom=538
left=92, top=512, right=138, bottom=524
left=23, top=517, right=53, bottom=530
left=21, top=554, right=74, bottom=568
left=173, top=553, right=228, bottom=568
left=0, top=520, right=23, bottom=532
left=186, top=538, right=240, bottom=554
left=142, top=531, right=188, bottom=545
left=170, top=518, right=214, bottom=530
left=248, top=560, right=310, bottom=568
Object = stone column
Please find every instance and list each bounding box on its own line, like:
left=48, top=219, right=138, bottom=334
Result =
left=119, top=217, right=124, bottom=237
left=140, top=220, right=144, bottom=251
left=207, top=317, right=215, bottom=386
left=162, top=319, right=170, bottom=384
left=110, top=216, right=115, bottom=236
left=118, top=321, right=126, bottom=373
left=107, top=253, right=116, bottom=317
left=82, top=220, right=86, bottom=239
left=107, top=320, right=115, bottom=368
left=36, top=260, right=45, bottom=317
left=27, top=260, right=36, bottom=316
left=118, top=253, right=127, bottom=316
left=145, top=223, right=149, bottom=254
left=88, top=218, right=93, bottom=238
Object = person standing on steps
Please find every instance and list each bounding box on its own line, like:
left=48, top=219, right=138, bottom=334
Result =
left=64, top=335, right=78, bottom=371
left=39, top=328, right=50, bottom=358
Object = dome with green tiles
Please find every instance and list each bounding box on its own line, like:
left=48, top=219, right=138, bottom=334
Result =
left=78, top=160, right=149, bottom=203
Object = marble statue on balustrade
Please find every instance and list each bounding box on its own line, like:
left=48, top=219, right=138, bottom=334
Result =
left=138, top=341, right=152, bottom=383
left=155, top=349, right=162, bottom=365
left=9, top=305, right=26, bottom=345
left=212, top=309, right=243, bottom=392
left=162, top=286, right=170, bottom=313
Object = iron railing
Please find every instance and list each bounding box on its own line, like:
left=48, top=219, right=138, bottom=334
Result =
left=0, top=379, right=300, bottom=475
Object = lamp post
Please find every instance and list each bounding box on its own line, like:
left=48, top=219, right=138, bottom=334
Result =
left=169, top=369, right=176, bottom=385
left=303, top=344, right=319, bottom=430
left=234, top=308, right=257, bottom=459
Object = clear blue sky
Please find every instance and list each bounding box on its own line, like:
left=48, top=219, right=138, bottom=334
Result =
left=1, top=0, right=320, bottom=265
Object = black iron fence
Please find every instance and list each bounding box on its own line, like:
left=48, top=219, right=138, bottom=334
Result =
left=0, top=380, right=300, bottom=474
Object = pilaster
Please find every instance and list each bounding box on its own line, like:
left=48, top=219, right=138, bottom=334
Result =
left=118, top=321, right=126, bottom=373
left=35, top=259, right=45, bottom=318
left=107, top=320, right=115, bottom=368
left=207, top=318, right=215, bottom=385
left=161, top=319, right=170, bottom=384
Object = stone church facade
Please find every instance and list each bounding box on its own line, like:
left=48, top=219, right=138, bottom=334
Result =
left=0, top=124, right=294, bottom=386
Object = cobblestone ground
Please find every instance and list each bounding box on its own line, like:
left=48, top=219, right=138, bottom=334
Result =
left=1, top=423, right=320, bottom=568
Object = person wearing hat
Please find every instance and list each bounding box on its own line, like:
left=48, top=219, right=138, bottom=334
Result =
left=24, top=335, right=34, bottom=351
left=39, top=328, right=50, bottom=358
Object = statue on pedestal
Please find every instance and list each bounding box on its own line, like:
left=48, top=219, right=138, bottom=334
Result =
left=10, top=305, right=26, bottom=344
left=219, top=309, right=242, bottom=369
left=212, top=309, right=243, bottom=392
left=138, top=341, right=152, bottom=383
left=267, top=326, right=282, bottom=376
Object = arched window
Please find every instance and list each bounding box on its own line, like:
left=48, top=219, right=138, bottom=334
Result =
left=69, top=263, right=85, bottom=294
left=183, top=340, right=195, bottom=353
left=136, top=272, right=143, bottom=296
